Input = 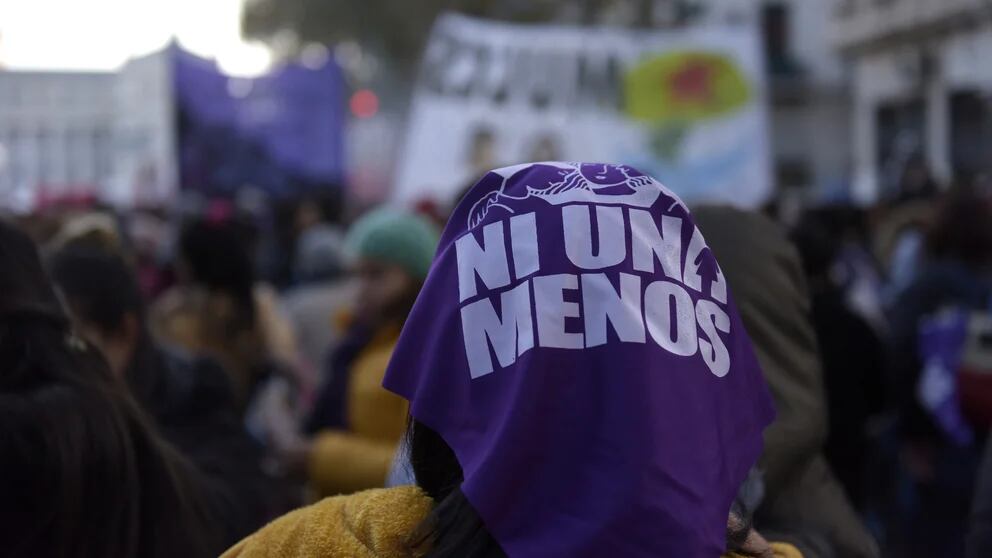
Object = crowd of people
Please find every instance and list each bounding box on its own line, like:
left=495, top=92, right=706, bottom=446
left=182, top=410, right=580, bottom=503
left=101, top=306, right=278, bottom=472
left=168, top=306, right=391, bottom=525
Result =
left=1, top=159, right=992, bottom=557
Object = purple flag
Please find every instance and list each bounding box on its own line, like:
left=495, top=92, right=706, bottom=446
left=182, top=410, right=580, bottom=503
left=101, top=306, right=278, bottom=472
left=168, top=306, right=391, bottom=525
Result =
left=172, top=46, right=344, bottom=198
left=917, top=310, right=974, bottom=446
left=384, top=162, right=775, bottom=557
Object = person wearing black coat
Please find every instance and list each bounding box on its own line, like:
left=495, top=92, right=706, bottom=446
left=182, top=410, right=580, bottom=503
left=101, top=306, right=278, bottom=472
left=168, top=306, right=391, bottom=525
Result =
left=49, top=247, right=298, bottom=548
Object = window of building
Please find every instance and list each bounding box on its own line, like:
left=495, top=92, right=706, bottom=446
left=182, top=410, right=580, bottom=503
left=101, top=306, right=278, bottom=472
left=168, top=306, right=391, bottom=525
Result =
left=876, top=98, right=926, bottom=196
left=651, top=0, right=705, bottom=27
left=93, top=129, right=111, bottom=179
left=762, top=3, right=800, bottom=76
left=775, top=158, right=812, bottom=190
left=950, top=91, right=992, bottom=182
left=36, top=128, right=50, bottom=182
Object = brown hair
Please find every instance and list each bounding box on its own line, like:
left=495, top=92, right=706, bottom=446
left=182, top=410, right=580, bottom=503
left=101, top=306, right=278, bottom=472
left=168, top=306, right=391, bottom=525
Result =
left=0, top=219, right=219, bottom=558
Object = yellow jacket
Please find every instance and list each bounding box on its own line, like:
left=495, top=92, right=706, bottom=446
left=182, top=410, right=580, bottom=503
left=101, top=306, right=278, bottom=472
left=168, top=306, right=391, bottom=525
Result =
left=150, top=284, right=307, bottom=407
left=308, top=325, right=409, bottom=496
left=223, top=486, right=803, bottom=558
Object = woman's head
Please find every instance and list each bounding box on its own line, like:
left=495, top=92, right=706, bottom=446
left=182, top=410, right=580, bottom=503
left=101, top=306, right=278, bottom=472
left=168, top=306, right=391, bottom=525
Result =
left=405, top=418, right=505, bottom=558
left=0, top=220, right=214, bottom=558
left=0, top=218, right=66, bottom=323
left=294, top=224, right=345, bottom=283
left=345, top=208, right=439, bottom=325
left=49, top=247, right=148, bottom=378
left=178, top=218, right=256, bottom=321
left=382, top=163, right=775, bottom=557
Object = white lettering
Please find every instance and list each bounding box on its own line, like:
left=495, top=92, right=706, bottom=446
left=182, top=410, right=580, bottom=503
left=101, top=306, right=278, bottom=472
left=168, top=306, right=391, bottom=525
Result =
left=682, top=226, right=706, bottom=293
left=457, top=206, right=735, bottom=380
left=581, top=273, right=645, bottom=347
left=644, top=281, right=698, bottom=356
left=456, top=220, right=511, bottom=303
left=460, top=281, right=535, bottom=378
left=533, top=274, right=584, bottom=349
left=710, top=265, right=728, bottom=304
left=630, top=209, right=683, bottom=281
left=510, top=212, right=541, bottom=279
left=562, top=204, right=626, bottom=270
left=696, top=299, right=731, bottom=377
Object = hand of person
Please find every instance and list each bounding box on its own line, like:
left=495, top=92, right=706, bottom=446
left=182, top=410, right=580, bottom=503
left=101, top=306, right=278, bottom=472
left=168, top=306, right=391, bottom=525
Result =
left=735, top=528, right=774, bottom=558
left=727, top=509, right=773, bottom=558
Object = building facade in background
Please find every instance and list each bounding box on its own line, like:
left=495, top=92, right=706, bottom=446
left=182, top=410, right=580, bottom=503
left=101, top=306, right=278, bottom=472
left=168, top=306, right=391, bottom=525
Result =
left=0, top=44, right=343, bottom=210
left=0, top=54, right=174, bottom=209
left=760, top=0, right=851, bottom=203
left=834, top=0, right=992, bottom=202
left=0, top=71, right=117, bottom=209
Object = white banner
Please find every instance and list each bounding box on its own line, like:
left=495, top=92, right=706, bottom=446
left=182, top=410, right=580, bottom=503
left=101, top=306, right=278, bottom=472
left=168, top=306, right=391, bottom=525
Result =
left=394, top=14, right=771, bottom=208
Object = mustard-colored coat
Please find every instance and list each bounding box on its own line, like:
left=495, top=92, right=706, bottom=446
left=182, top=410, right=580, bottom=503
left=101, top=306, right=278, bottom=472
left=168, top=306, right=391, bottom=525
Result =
left=222, top=486, right=802, bottom=558
left=307, top=325, right=408, bottom=497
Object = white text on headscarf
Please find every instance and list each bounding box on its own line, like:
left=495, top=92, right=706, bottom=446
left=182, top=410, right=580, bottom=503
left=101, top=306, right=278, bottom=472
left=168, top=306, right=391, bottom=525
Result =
left=456, top=205, right=730, bottom=379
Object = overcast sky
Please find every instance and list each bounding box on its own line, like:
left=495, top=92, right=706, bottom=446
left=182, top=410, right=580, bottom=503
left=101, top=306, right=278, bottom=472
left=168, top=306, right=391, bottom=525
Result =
left=0, top=0, right=271, bottom=75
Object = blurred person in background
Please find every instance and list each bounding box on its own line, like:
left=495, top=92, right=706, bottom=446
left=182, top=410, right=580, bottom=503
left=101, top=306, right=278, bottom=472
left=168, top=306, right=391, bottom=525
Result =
left=893, top=153, right=940, bottom=204
left=887, top=182, right=992, bottom=557
left=275, top=208, right=438, bottom=498
left=151, top=216, right=310, bottom=411
left=283, top=224, right=356, bottom=380
left=222, top=163, right=797, bottom=558
left=874, top=154, right=941, bottom=305
left=809, top=206, right=887, bottom=334
left=264, top=194, right=347, bottom=288
left=49, top=247, right=298, bottom=546
left=126, top=209, right=175, bottom=300
left=0, top=219, right=218, bottom=558
left=47, top=211, right=124, bottom=254
left=790, top=212, right=886, bottom=511
left=695, top=206, right=880, bottom=558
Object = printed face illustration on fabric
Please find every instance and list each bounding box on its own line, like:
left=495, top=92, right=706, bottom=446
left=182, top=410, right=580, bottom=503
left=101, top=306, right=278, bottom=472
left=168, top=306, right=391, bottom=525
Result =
left=467, top=161, right=687, bottom=229
left=457, top=162, right=723, bottom=379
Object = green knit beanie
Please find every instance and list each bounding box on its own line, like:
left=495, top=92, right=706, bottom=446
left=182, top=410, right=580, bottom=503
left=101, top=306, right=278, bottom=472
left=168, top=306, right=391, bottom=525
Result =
left=345, top=208, right=440, bottom=280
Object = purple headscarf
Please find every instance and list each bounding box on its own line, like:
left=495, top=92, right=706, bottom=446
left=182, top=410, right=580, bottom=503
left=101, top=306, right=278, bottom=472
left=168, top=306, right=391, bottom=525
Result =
left=384, top=162, right=775, bottom=557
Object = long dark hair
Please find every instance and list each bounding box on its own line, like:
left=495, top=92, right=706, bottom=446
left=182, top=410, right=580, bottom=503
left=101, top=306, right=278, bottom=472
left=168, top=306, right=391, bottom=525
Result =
left=178, top=218, right=257, bottom=327
left=406, top=419, right=506, bottom=558
left=0, top=220, right=217, bottom=558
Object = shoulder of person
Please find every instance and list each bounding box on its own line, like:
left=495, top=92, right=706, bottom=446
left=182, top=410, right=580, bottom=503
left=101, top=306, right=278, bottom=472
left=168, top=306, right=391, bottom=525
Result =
left=221, top=486, right=432, bottom=558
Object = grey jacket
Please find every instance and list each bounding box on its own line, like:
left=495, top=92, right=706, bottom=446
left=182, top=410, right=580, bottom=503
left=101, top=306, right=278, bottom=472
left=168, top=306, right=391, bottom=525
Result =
left=695, top=206, right=879, bottom=558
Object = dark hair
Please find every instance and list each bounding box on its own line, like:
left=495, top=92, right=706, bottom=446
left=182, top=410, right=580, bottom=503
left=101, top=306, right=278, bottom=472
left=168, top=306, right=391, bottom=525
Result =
left=0, top=220, right=66, bottom=324
left=178, top=219, right=256, bottom=325
left=49, top=247, right=146, bottom=336
left=406, top=418, right=755, bottom=556
left=925, top=184, right=992, bottom=268
left=896, top=152, right=939, bottom=203
left=791, top=218, right=838, bottom=283
left=0, top=220, right=217, bottom=558
left=407, top=419, right=506, bottom=558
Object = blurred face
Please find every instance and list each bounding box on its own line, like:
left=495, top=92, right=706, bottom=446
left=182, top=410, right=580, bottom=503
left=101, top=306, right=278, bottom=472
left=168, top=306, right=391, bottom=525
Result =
left=353, top=258, right=418, bottom=325
left=70, top=311, right=139, bottom=378
left=580, top=163, right=627, bottom=187
left=295, top=201, right=323, bottom=234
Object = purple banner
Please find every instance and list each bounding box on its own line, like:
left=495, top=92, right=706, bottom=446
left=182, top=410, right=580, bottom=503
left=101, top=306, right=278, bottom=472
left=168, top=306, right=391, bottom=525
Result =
left=172, top=45, right=344, bottom=198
